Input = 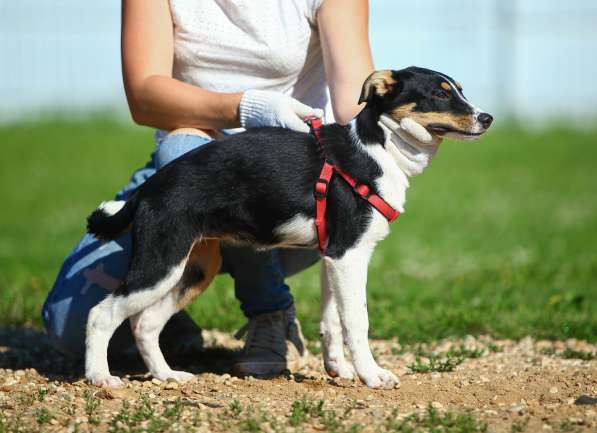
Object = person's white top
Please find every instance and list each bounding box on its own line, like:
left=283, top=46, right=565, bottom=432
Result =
left=169, top=0, right=330, bottom=131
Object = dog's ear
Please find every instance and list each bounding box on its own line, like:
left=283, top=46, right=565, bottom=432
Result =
left=358, top=70, right=398, bottom=104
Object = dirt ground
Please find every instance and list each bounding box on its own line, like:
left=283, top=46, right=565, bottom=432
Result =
left=0, top=327, right=595, bottom=433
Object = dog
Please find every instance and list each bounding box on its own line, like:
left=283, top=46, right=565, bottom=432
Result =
left=84, top=66, right=493, bottom=389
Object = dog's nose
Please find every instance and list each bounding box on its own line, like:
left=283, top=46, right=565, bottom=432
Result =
left=478, top=112, right=493, bottom=128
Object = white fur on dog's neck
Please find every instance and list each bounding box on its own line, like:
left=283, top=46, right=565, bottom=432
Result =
left=348, top=118, right=438, bottom=215
left=348, top=120, right=407, bottom=214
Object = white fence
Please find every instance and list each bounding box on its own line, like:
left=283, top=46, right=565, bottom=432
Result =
left=1, top=0, right=596, bottom=123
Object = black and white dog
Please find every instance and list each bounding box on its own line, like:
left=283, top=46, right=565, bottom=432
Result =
left=85, top=67, right=493, bottom=389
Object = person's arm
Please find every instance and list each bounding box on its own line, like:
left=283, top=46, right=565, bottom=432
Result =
left=121, top=0, right=242, bottom=130
left=317, top=0, right=374, bottom=125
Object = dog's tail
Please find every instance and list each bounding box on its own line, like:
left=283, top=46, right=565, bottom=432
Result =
left=87, top=191, right=140, bottom=241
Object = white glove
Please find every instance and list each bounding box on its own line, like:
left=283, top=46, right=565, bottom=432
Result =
left=239, top=89, right=324, bottom=133
left=378, top=114, right=442, bottom=177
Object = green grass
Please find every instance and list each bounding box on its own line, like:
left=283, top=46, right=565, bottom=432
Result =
left=407, top=356, right=463, bottom=373
left=105, top=396, right=184, bottom=433
left=540, top=347, right=596, bottom=361
left=0, top=392, right=489, bottom=433
left=406, top=344, right=487, bottom=373
left=1, top=116, right=596, bottom=343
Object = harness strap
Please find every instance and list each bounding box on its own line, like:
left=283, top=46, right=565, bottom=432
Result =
left=334, top=167, right=400, bottom=223
left=305, top=116, right=400, bottom=253
left=314, top=161, right=334, bottom=252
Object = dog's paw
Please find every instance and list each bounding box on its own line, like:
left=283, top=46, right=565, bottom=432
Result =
left=358, top=367, right=399, bottom=389
left=325, top=358, right=356, bottom=379
left=87, top=374, right=124, bottom=388
left=154, top=370, right=195, bottom=383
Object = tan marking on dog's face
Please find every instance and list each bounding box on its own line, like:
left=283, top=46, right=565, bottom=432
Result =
left=390, top=103, right=476, bottom=134
left=390, top=102, right=417, bottom=120
left=176, top=238, right=222, bottom=309
left=440, top=82, right=451, bottom=91
left=359, top=70, right=397, bottom=104
left=407, top=112, right=475, bottom=133
left=455, top=81, right=463, bottom=90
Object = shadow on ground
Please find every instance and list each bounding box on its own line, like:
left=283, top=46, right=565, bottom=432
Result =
left=0, top=326, right=239, bottom=382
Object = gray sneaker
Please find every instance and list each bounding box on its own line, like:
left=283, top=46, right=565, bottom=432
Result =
left=233, top=308, right=307, bottom=377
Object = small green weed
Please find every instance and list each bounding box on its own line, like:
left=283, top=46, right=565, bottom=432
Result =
left=35, top=407, right=53, bottom=426
left=108, top=397, right=183, bottom=433
left=447, top=345, right=486, bottom=359
left=34, top=386, right=48, bottom=402
left=408, top=355, right=464, bottom=373
left=511, top=416, right=529, bottom=432
left=559, top=419, right=582, bottom=433
left=391, top=346, right=402, bottom=355
left=407, top=344, right=487, bottom=373
left=559, top=348, right=595, bottom=361
left=287, top=396, right=362, bottom=433
left=239, top=416, right=261, bottom=433
left=487, top=343, right=503, bottom=353
left=84, top=390, right=101, bottom=425
left=161, top=398, right=183, bottom=421
left=227, top=399, right=243, bottom=417
left=540, top=347, right=595, bottom=361
left=540, top=347, right=557, bottom=356
left=17, top=394, right=34, bottom=407
left=289, top=396, right=324, bottom=426
left=384, top=404, right=487, bottom=433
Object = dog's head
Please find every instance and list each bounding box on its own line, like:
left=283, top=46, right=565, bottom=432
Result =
left=358, top=67, right=493, bottom=141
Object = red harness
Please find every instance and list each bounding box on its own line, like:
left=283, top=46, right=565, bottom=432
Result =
left=306, top=116, right=400, bottom=253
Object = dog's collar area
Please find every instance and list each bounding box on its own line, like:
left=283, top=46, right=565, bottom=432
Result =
left=305, top=116, right=400, bottom=253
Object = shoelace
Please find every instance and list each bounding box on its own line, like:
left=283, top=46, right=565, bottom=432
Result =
left=234, top=313, right=288, bottom=357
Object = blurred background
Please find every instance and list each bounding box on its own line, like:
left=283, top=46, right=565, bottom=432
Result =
left=2, top=0, right=597, bottom=122
left=0, top=0, right=595, bottom=343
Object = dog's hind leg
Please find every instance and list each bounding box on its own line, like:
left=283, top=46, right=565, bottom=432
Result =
left=85, top=216, right=201, bottom=388
left=129, top=292, right=194, bottom=382
left=85, top=259, right=188, bottom=388
left=129, top=239, right=221, bottom=382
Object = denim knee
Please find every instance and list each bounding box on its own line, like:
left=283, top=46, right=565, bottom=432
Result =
left=154, top=134, right=213, bottom=169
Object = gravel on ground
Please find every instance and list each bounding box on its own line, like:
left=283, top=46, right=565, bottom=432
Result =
left=0, top=327, right=595, bottom=432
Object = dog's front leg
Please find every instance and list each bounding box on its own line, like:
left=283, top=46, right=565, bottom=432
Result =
left=320, top=260, right=356, bottom=379
left=323, top=246, right=399, bottom=389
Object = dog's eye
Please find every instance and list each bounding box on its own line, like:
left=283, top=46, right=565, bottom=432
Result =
left=432, top=89, right=450, bottom=100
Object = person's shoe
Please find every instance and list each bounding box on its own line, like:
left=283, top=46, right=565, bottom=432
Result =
left=233, top=308, right=307, bottom=377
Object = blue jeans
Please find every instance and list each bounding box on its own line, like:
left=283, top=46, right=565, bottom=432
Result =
left=42, top=133, right=319, bottom=358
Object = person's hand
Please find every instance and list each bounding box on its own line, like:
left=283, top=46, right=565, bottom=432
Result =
left=239, top=90, right=324, bottom=133
left=377, top=114, right=442, bottom=176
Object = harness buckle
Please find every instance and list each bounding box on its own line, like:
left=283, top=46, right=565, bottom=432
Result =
left=305, top=116, right=323, bottom=136
left=304, top=115, right=321, bottom=125
left=314, top=178, right=329, bottom=200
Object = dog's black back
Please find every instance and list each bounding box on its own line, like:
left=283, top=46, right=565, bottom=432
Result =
left=139, top=124, right=379, bottom=246
left=89, top=125, right=382, bottom=296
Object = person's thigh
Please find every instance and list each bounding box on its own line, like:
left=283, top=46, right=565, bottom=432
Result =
left=154, top=132, right=212, bottom=169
